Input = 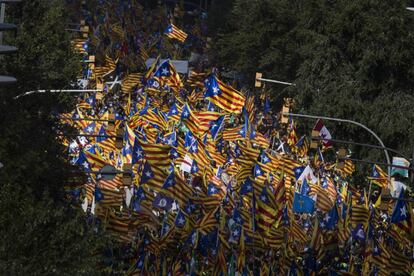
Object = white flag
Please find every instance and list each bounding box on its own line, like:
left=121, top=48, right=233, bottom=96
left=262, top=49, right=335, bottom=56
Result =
left=298, top=165, right=317, bottom=184
left=180, top=154, right=193, bottom=173
left=125, top=186, right=134, bottom=207
left=81, top=196, right=88, bottom=213
left=91, top=196, right=96, bottom=215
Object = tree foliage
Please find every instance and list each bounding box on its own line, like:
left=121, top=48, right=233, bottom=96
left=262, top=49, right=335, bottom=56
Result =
left=0, top=0, right=109, bottom=274
left=211, top=0, right=414, bottom=165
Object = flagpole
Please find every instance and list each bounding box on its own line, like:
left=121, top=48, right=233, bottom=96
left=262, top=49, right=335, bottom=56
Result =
left=367, top=180, right=373, bottom=205
left=251, top=189, right=256, bottom=274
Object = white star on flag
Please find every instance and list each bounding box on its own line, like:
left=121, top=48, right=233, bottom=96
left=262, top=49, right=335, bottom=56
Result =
left=178, top=217, right=185, bottom=225
left=212, top=86, right=219, bottom=95
left=400, top=206, right=407, bottom=218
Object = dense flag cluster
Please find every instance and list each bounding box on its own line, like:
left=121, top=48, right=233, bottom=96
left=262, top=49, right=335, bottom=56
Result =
left=63, top=1, right=414, bottom=275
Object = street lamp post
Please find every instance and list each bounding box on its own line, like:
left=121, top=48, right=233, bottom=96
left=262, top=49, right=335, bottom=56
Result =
left=14, top=89, right=103, bottom=99
left=253, top=74, right=393, bottom=177
left=0, top=0, right=21, bottom=84
left=254, top=72, right=295, bottom=87
left=285, top=112, right=392, bottom=179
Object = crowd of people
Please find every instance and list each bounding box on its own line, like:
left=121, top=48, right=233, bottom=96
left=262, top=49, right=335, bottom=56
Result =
left=61, top=1, right=413, bottom=275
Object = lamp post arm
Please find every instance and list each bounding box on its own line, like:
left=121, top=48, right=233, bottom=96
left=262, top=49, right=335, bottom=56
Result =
left=285, top=112, right=392, bottom=179
left=14, top=89, right=102, bottom=99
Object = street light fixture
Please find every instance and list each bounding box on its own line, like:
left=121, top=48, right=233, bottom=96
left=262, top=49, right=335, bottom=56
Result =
left=255, top=72, right=295, bottom=87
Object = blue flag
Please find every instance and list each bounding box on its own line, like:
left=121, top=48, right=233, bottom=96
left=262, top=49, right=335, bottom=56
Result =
left=207, top=183, right=220, bottom=196
left=162, top=171, right=175, bottom=189
left=260, top=150, right=270, bottom=164
left=253, top=163, right=264, bottom=178
left=240, top=177, right=253, bottom=195
left=85, top=94, right=96, bottom=107
left=322, top=205, right=338, bottom=230
left=168, top=102, right=179, bottom=116
left=181, top=103, right=191, bottom=120
left=174, top=209, right=187, bottom=228
left=164, top=130, right=178, bottom=147
left=140, top=161, right=154, bottom=184
left=294, top=166, right=305, bottom=180
left=191, top=159, right=199, bottom=174
left=188, top=140, right=199, bottom=153
left=264, top=97, right=270, bottom=114
left=152, top=193, right=173, bottom=211
left=293, top=192, right=315, bottom=214
left=75, top=151, right=90, bottom=171
left=259, top=186, right=270, bottom=204
left=83, top=122, right=96, bottom=134
left=184, top=131, right=195, bottom=148
left=210, top=116, right=225, bottom=140
left=207, top=100, right=215, bottom=111
left=238, top=123, right=247, bottom=138
left=132, top=138, right=144, bottom=164
left=204, top=75, right=221, bottom=97
left=391, top=189, right=409, bottom=223
left=94, top=185, right=104, bottom=202
left=233, top=207, right=244, bottom=225
left=154, top=60, right=172, bottom=77
left=184, top=199, right=196, bottom=214
left=352, top=223, right=366, bottom=243
left=96, top=125, right=107, bottom=142
left=170, top=148, right=180, bottom=159
left=300, top=179, right=310, bottom=196
left=234, top=143, right=242, bottom=158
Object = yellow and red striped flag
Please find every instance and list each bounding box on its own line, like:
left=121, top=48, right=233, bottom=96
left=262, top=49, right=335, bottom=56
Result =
left=204, top=75, right=245, bottom=114
left=164, top=24, right=188, bottom=43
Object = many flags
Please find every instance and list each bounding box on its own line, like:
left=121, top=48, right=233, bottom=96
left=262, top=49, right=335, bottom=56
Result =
left=66, top=4, right=414, bottom=274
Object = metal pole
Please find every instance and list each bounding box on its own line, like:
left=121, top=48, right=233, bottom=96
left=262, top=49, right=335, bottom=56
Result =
left=340, top=157, right=413, bottom=171
left=367, top=180, right=372, bottom=204
left=57, top=117, right=122, bottom=123
left=285, top=112, right=392, bottom=179
left=411, top=147, right=414, bottom=186
left=311, top=137, right=408, bottom=159
left=0, top=2, right=5, bottom=44
left=56, top=133, right=118, bottom=138
left=14, top=89, right=102, bottom=99
left=257, top=77, right=295, bottom=86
